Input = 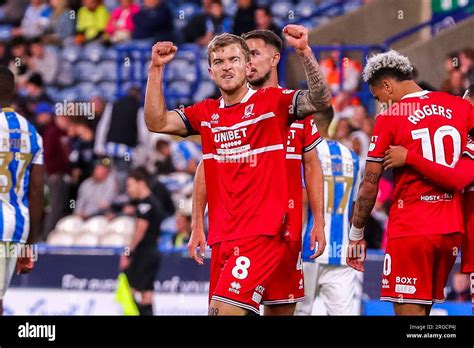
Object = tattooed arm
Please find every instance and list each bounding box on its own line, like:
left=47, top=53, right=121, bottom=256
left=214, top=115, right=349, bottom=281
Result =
left=283, top=25, right=331, bottom=117
left=346, top=161, right=383, bottom=272
left=352, top=162, right=383, bottom=229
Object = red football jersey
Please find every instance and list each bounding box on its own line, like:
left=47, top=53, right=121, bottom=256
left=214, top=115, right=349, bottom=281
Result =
left=285, top=117, right=322, bottom=241
left=177, top=87, right=303, bottom=245
left=462, top=139, right=474, bottom=273
left=367, top=90, right=474, bottom=239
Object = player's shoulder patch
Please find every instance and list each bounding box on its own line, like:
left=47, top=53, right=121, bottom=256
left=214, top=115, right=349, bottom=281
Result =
left=281, top=89, right=294, bottom=94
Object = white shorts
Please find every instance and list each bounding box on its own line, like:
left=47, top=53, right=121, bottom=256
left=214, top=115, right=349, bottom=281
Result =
left=0, top=242, right=18, bottom=300
left=295, top=262, right=361, bottom=315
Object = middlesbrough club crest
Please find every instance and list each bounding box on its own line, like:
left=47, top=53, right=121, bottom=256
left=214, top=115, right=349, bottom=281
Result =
left=243, top=104, right=255, bottom=119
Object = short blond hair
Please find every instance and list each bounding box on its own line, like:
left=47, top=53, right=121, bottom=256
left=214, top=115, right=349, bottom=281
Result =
left=207, top=33, right=250, bottom=66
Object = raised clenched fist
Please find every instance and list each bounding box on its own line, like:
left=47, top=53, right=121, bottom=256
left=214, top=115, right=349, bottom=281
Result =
left=150, top=41, right=178, bottom=68
left=283, top=25, right=310, bottom=53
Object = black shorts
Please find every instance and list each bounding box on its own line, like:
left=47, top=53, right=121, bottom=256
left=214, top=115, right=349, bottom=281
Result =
left=125, top=248, right=160, bottom=291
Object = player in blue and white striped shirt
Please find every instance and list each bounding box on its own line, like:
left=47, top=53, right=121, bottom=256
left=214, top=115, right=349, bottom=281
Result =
left=0, top=67, right=44, bottom=314
left=296, top=107, right=362, bottom=315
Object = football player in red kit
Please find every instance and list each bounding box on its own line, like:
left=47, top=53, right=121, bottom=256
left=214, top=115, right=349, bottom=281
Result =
left=384, top=84, right=474, bottom=313
left=144, top=26, right=331, bottom=315
left=188, top=29, right=326, bottom=316
left=347, top=51, right=474, bottom=316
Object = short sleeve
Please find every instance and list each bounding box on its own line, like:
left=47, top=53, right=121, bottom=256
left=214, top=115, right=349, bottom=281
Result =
left=174, top=100, right=207, bottom=136
left=303, top=117, right=322, bottom=152
left=266, top=87, right=303, bottom=124
left=32, top=133, right=44, bottom=165
left=366, top=115, right=392, bottom=163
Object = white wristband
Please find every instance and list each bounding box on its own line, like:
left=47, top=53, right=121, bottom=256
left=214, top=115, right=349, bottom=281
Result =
left=349, top=225, right=365, bottom=241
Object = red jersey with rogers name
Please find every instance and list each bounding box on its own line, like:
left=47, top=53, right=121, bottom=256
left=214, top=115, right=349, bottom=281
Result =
left=462, top=139, right=474, bottom=273
left=176, top=87, right=304, bottom=245
left=367, top=90, right=474, bottom=239
left=285, top=117, right=322, bottom=241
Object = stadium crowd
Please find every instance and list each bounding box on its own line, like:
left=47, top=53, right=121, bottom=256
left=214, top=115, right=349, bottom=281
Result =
left=0, top=0, right=472, bottom=250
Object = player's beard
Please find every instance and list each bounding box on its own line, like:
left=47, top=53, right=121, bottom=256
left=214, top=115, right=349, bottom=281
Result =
left=248, top=70, right=271, bottom=89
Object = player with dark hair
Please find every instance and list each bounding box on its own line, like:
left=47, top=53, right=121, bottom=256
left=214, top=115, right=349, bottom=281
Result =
left=144, top=26, right=331, bottom=315
left=348, top=50, right=474, bottom=316
left=120, top=167, right=163, bottom=316
left=189, top=29, right=326, bottom=316
left=0, top=66, right=44, bottom=315
left=383, top=84, right=474, bottom=314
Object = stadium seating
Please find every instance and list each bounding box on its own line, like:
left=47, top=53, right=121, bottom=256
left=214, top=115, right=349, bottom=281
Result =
left=45, top=0, right=365, bottom=106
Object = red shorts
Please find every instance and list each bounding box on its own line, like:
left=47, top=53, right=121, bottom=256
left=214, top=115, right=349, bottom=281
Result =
left=262, top=241, right=304, bottom=305
left=380, top=233, right=462, bottom=305
left=209, top=234, right=285, bottom=314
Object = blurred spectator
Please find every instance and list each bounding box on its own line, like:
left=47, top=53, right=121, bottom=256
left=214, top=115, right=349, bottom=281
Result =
left=15, top=72, right=53, bottom=120
left=172, top=140, right=202, bottom=174
left=254, top=7, right=280, bottom=39
left=43, top=0, right=76, bottom=45
left=7, top=36, right=31, bottom=87
left=105, top=0, right=139, bottom=44
left=412, top=67, right=435, bottom=91
left=28, top=37, right=59, bottom=84
left=444, top=51, right=460, bottom=73
left=89, top=94, right=107, bottom=131
left=333, top=91, right=356, bottom=120
left=69, top=117, right=96, bottom=187
left=131, top=0, right=173, bottom=42
left=441, top=69, right=466, bottom=96
left=149, top=137, right=176, bottom=175
left=361, top=116, right=374, bottom=137
left=349, top=104, right=367, bottom=130
left=0, top=0, right=29, bottom=27
left=150, top=176, right=176, bottom=219
left=94, top=86, right=150, bottom=193
left=446, top=272, right=471, bottom=302
left=333, top=118, right=352, bottom=148
left=172, top=213, right=191, bottom=248
left=0, top=40, right=11, bottom=66
left=321, top=41, right=362, bottom=94
left=74, top=157, right=118, bottom=218
left=76, top=0, right=110, bottom=44
left=11, top=0, right=51, bottom=39
left=232, top=0, right=256, bottom=36
left=350, top=130, right=369, bottom=167
left=320, top=41, right=362, bottom=94
left=459, top=47, right=474, bottom=84
left=35, top=102, right=71, bottom=239
left=183, top=0, right=232, bottom=46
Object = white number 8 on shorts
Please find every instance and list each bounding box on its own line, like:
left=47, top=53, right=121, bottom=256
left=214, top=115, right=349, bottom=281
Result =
left=232, top=256, right=251, bottom=280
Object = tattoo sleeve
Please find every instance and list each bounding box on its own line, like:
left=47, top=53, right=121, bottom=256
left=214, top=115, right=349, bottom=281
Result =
left=296, top=51, right=332, bottom=117
left=352, top=168, right=381, bottom=229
